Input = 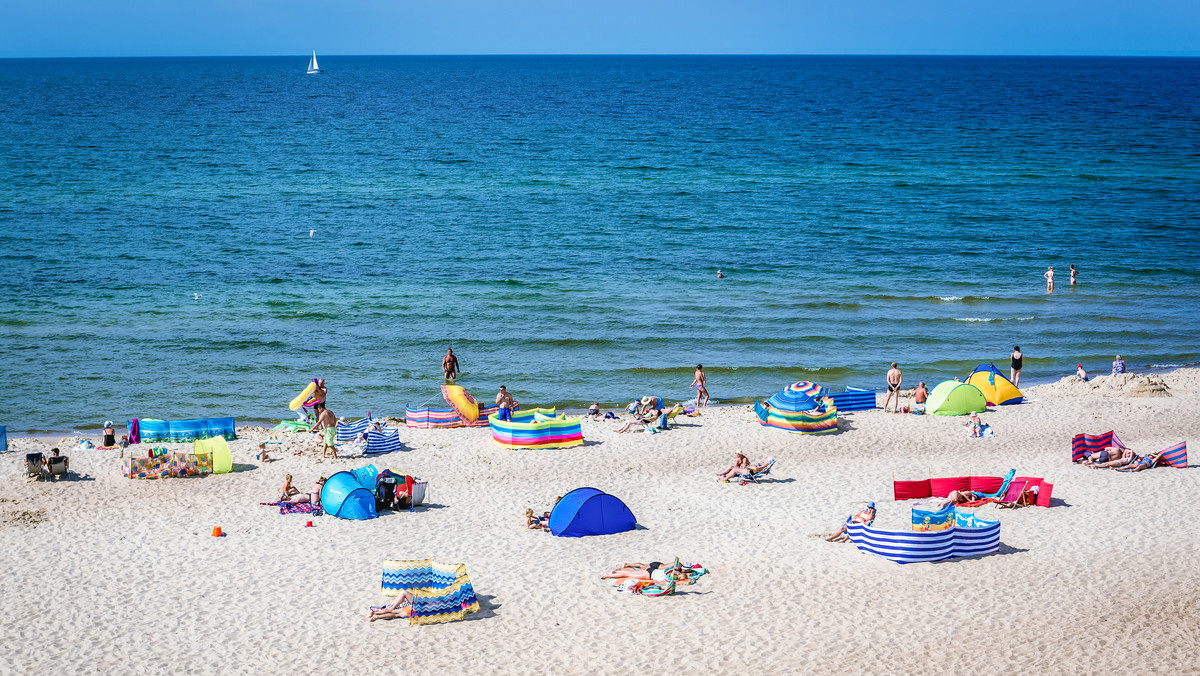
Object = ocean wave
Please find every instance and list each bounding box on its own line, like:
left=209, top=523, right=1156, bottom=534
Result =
left=954, top=317, right=1035, bottom=323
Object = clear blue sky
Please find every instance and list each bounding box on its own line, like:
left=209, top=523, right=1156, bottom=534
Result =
left=2, top=0, right=1197, bottom=58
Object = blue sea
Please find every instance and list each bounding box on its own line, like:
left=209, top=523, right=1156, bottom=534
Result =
left=1, top=55, right=1198, bottom=432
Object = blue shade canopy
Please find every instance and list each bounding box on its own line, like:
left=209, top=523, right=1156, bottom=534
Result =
left=321, top=470, right=379, bottom=520
left=548, top=487, right=636, bottom=537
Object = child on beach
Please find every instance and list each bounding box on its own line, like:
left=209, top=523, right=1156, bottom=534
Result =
left=964, top=412, right=982, bottom=437
left=1076, top=364, right=1089, bottom=381
left=280, top=474, right=299, bottom=501
left=524, top=508, right=548, bottom=530
left=257, top=442, right=272, bottom=463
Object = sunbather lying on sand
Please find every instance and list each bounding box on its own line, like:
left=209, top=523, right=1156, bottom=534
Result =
left=937, top=490, right=981, bottom=507
left=1090, top=447, right=1137, bottom=469
left=1116, top=452, right=1162, bottom=472
left=285, top=478, right=326, bottom=505
left=368, top=590, right=415, bottom=622
left=602, top=560, right=696, bottom=583
left=827, top=502, right=876, bottom=542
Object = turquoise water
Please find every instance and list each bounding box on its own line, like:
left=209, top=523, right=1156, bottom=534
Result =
left=1, top=56, right=1198, bottom=431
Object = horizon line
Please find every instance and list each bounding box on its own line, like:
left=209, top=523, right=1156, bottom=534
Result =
left=2, top=52, right=1199, bottom=60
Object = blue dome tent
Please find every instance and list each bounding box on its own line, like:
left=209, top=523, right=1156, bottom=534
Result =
left=547, top=487, right=636, bottom=537
left=321, top=469, right=379, bottom=520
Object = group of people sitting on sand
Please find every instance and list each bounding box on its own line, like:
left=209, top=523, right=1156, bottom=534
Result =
left=279, top=473, right=326, bottom=506
left=1078, top=446, right=1164, bottom=472
left=613, top=397, right=685, bottom=433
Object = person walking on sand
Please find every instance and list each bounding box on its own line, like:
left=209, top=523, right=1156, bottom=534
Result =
left=495, top=385, right=516, bottom=422
left=442, top=348, right=460, bottom=380
left=1010, top=346, right=1023, bottom=387
left=1070, top=264, right=1078, bottom=286
left=690, top=364, right=710, bottom=407
left=1044, top=266, right=1055, bottom=292
left=884, top=362, right=903, bottom=413
left=311, top=402, right=338, bottom=459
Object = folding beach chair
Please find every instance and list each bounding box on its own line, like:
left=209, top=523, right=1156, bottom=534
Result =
left=46, top=455, right=70, bottom=480
left=995, top=480, right=1028, bottom=509
left=742, top=458, right=776, bottom=484
left=25, top=453, right=46, bottom=481
left=657, top=405, right=685, bottom=430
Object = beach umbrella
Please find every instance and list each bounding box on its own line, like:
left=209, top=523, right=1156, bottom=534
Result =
left=766, top=381, right=829, bottom=412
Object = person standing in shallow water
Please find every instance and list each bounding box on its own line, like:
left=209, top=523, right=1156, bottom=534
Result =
left=1010, top=346, right=1023, bottom=387
left=690, top=364, right=710, bottom=407
left=442, top=348, right=460, bottom=380
left=1044, top=266, right=1055, bottom=292
left=1070, top=264, right=1078, bottom=286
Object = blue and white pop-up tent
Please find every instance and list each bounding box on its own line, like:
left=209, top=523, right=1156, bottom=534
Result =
left=320, top=465, right=380, bottom=520
left=547, top=487, right=636, bottom=537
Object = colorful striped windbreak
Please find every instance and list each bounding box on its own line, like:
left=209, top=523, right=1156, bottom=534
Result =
left=846, top=506, right=1000, bottom=564
left=489, top=408, right=584, bottom=449
left=380, top=559, right=480, bottom=626
left=754, top=397, right=838, bottom=434
left=405, top=404, right=501, bottom=429
left=1072, top=431, right=1187, bottom=468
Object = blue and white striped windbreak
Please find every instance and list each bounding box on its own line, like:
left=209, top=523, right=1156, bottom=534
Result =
left=365, top=427, right=402, bottom=455
left=846, top=508, right=1000, bottom=564
left=336, top=417, right=372, bottom=443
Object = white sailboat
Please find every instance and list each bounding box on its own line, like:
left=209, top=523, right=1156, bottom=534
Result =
left=307, top=50, right=323, bottom=74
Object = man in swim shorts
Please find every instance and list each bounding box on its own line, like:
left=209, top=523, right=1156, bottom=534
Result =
left=495, top=385, right=515, bottom=422
left=884, top=362, right=903, bottom=413
left=311, top=402, right=338, bottom=459
left=442, top=348, right=460, bottom=380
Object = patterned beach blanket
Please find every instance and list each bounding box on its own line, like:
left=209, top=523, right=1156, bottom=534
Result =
left=261, top=501, right=324, bottom=516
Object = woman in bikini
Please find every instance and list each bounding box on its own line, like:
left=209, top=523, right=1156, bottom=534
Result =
left=827, top=503, right=876, bottom=542
left=368, top=590, right=416, bottom=622
left=716, top=453, right=752, bottom=481
left=601, top=560, right=692, bottom=584
left=285, top=477, right=326, bottom=504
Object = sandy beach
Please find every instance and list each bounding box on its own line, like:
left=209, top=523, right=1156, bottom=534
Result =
left=2, top=370, right=1198, bottom=674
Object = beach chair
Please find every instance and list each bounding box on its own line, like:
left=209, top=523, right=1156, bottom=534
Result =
left=25, top=453, right=46, bottom=481
left=46, top=455, right=70, bottom=481
left=995, top=480, right=1028, bottom=509
left=657, top=406, right=685, bottom=430
left=741, top=458, right=776, bottom=484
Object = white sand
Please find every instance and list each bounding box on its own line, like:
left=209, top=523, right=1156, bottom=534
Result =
left=2, top=370, right=1198, bottom=674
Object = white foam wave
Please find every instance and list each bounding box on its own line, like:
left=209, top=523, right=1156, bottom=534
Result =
left=937, top=296, right=962, bottom=302
left=954, top=316, right=1035, bottom=323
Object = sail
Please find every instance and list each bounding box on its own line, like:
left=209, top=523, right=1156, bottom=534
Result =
left=308, top=51, right=321, bottom=74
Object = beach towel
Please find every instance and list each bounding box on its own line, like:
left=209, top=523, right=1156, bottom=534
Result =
left=262, top=501, right=324, bottom=516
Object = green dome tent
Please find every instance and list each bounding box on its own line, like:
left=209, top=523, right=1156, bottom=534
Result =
left=926, top=381, right=987, bottom=416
